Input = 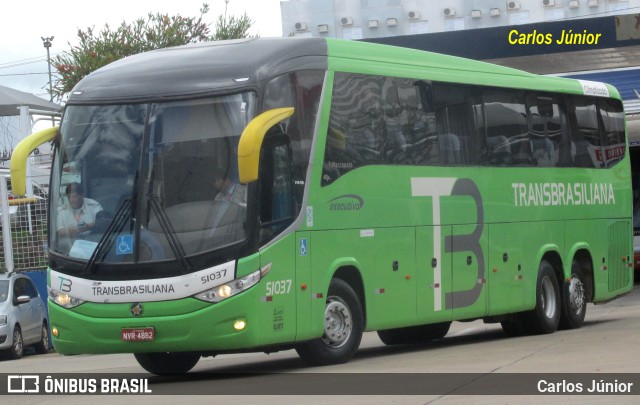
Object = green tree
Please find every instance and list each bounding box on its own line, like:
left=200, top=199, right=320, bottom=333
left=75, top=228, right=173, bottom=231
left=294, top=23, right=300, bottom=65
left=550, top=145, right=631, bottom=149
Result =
left=51, top=2, right=256, bottom=101
left=212, top=0, right=257, bottom=40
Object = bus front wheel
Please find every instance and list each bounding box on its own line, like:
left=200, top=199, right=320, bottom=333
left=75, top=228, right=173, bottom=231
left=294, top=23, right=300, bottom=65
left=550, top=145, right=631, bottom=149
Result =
left=525, top=260, right=561, bottom=334
left=134, top=352, right=200, bottom=375
left=295, top=279, right=364, bottom=366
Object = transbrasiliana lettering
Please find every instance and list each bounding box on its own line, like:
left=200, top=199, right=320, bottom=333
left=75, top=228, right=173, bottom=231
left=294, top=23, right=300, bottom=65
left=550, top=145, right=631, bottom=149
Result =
left=92, top=284, right=175, bottom=296
left=511, top=182, right=615, bottom=207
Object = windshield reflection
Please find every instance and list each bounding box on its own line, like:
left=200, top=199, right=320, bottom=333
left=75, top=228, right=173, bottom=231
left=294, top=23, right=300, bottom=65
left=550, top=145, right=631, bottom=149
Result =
left=51, top=93, right=255, bottom=267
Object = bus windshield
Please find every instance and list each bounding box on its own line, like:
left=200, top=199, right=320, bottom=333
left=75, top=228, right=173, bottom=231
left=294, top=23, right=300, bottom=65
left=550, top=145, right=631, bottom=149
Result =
left=50, top=93, right=256, bottom=265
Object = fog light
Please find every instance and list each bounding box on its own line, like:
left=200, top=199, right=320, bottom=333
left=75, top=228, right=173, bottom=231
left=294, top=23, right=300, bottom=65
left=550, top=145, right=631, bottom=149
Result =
left=233, top=320, right=246, bottom=331
left=52, top=327, right=59, bottom=337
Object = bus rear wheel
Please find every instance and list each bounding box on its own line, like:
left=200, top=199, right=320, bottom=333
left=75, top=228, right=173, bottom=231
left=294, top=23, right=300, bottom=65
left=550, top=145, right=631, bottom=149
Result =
left=559, top=260, right=587, bottom=330
left=295, top=279, right=363, bottom=366
left=134, top=352, right=200, bottom=374
left=524, top=260, right=560, bottom=334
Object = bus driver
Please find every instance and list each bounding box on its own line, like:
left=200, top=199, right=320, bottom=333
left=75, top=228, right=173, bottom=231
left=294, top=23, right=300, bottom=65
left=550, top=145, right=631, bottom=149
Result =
left=56, top=182, right=104, bottom=248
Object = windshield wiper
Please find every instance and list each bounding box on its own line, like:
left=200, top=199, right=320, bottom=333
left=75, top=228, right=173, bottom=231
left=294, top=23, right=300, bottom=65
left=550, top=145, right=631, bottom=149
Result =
left=147, top=193, right=191, bottom=273
left=82, top=198, right=132, bottom=275
left=82, top=171, right=140, bottom=275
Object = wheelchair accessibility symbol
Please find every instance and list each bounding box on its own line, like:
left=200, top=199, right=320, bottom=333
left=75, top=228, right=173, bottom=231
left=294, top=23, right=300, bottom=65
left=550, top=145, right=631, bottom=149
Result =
left=299, top=238, right=308, bottom=256
left=116, top=234, right=134, bottom=255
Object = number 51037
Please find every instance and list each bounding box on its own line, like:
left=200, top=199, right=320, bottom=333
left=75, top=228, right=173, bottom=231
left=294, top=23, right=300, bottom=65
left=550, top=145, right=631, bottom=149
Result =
left=266, top=279, right=292, bottom=296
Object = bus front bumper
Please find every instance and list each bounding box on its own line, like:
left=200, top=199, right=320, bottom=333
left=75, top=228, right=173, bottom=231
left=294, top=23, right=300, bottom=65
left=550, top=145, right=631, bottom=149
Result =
left=49, top=293, right=267, bottom=355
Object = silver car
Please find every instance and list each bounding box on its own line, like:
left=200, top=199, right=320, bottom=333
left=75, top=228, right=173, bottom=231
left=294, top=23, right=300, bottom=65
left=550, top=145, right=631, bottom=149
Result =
left=0, top=272, right=50, bottom=359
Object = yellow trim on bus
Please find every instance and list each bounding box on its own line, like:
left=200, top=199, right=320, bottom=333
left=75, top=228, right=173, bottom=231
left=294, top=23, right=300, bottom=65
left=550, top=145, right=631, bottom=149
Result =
left=10, top=126, right=58, bottom=196
left=237, top=107, right=294, bottom=184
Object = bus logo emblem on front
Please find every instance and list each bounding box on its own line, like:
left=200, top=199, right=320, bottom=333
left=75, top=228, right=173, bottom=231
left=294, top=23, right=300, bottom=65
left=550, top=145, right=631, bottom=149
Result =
left=130, top=303, right=144, bottom=317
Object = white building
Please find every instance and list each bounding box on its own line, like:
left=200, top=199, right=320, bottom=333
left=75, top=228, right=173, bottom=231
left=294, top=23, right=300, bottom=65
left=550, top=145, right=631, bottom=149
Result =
left=281, top=0, right=639, bottom=40
left=280, top=0, right=640, bottom=114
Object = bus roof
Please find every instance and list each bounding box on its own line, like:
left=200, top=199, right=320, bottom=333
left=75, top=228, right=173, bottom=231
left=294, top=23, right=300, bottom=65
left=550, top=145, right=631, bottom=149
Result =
left=68, top=38, right=328, bottom=104
left=68, top=37, right=620, bottom=104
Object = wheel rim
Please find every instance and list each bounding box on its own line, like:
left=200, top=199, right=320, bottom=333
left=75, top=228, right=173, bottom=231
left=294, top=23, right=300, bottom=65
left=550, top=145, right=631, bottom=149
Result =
left=540, top=276, right=557, bottom=319
left=321, top=297, right=352, bottom=348
left=13, top=329, right=23, bottom=356
left=568, top=275, right=585, bottom=315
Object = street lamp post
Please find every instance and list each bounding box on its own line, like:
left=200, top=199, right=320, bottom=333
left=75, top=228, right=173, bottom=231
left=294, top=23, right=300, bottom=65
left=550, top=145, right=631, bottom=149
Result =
left=41, top=36, right=54, bottom=102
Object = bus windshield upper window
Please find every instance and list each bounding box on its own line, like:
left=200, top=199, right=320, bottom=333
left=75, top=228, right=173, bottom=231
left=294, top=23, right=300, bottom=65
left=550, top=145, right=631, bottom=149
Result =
left=50, top=93, right=257, bottom=266
left=143, top=94, right=255, bottom=257
left=51, top=105, right=146, bottom=259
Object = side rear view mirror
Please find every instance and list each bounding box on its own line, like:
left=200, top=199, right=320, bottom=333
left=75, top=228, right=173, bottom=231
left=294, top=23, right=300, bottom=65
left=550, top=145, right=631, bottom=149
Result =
left=237, top=108, right=294, bottom=183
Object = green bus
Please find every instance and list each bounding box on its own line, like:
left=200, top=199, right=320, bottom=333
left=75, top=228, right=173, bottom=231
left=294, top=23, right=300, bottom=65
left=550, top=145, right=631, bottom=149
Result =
left=12, top=38, right=633, bottom=374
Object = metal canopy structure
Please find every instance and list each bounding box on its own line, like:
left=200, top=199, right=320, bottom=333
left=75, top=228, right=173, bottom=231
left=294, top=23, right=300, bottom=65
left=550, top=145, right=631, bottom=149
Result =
left=366, top=14, right=640, bottom=114
left=0, top=85, right=60, bottom=117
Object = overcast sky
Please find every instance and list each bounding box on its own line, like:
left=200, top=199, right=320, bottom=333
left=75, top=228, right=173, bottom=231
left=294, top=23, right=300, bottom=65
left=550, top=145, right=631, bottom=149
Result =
left=0, top=0, right=283, bottom=99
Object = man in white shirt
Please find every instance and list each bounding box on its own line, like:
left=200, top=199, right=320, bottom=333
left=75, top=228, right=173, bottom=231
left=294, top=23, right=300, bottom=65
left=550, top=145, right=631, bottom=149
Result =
left=57, top=182, right=103, bottom=243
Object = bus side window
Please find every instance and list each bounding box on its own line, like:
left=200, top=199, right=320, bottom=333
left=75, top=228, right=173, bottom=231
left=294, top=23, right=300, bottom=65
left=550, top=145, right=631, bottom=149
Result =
left=323, top=73, right=384, bottom=185
left=566, top=95, right=625, bottom=169
left=264, top=70, right=323, bottom=206
left=483, top=90, right=530, bottom=166
left=258, top=132, right=294, bottom=245
left=409, top=80, right=440, bottom=165
left=527, top=94, right=563, bottom=168
left=378, top=78, right=439, bottom=166
left=381, top=77, right=408, bottom=163
left=569, top=97, right=602, bottom=168
left=432, top=83, right=483, bottom=165
left=486, top=135, right=511, bottom=165
left=598, top=98, right=626, bottom=168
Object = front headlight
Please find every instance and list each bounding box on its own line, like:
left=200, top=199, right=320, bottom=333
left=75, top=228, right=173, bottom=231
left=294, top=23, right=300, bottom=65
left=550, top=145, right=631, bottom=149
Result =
left=0, top=315, right=7, bottom=326
left=194, top=264, right=270, bottom=303
left=49, top=288, right=85, bottom=309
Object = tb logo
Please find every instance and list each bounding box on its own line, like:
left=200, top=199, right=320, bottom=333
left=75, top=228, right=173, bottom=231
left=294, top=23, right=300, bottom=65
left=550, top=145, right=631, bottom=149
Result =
left=58, top=276, right=72, bottom=293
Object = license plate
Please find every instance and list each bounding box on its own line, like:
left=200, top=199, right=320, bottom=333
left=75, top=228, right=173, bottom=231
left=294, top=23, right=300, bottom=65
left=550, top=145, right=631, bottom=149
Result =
left=121, top=327, right=155, bottom=342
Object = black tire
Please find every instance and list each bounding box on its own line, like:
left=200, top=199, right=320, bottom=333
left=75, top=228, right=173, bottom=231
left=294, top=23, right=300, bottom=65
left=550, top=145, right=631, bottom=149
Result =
left=7, top=326, right=24, bottom=360
left=378, top=322, right=451, bottom=345
left=377, top=328, right=405, bottom=345
left=424, top=322, right=451, bottom=340
left=524, top=260, right=561, bottom=334
left=559, top=260, right=587, bottom=330
left=134, top=352, right=200, bottom=375
left=295, top=279, right=364, bottom=366
left=500, top=314, right=526, bottom=337
left=34, top=322, right=50, bottom=354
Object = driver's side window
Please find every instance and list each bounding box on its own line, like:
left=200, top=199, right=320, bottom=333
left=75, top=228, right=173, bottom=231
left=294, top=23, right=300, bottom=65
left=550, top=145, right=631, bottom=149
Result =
left=258, top=136, right=294, bottom=245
